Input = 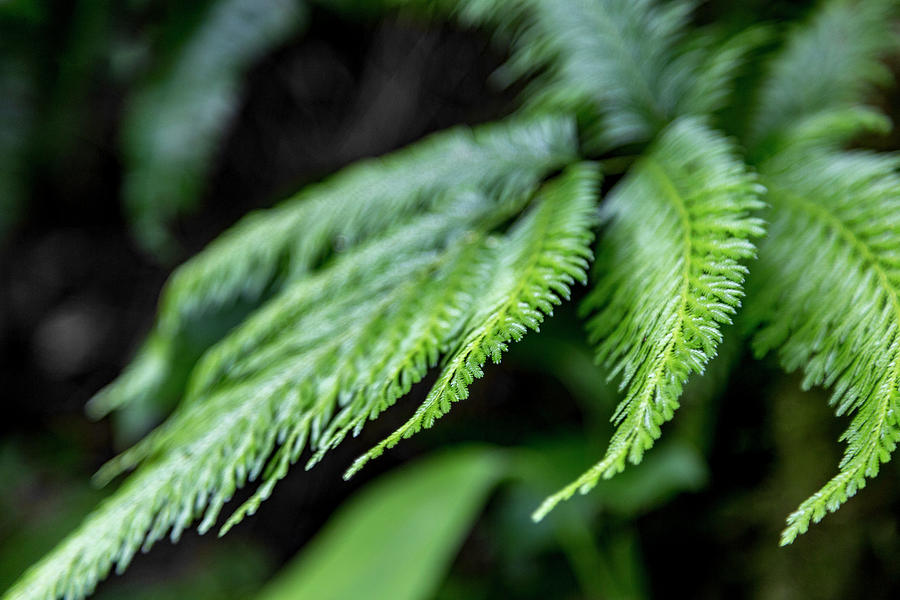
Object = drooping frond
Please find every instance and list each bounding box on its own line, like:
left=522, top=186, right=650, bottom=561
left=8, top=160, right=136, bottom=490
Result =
left=534, top=118, right=764, bottom=520
left=122, top=0, right=306, bottom=256
left=733, top=0, right=900, bottom=544
left=747, top=0, right=899, bottom=153
left=744, top=146, right=900, bottom=545
left=91, top=200, right=499, bottom=487
left=4, top=162, right=598, bottom=600
left=88, top=115, right=578, bottom=419
left=346, top=162, right=599, bottom=477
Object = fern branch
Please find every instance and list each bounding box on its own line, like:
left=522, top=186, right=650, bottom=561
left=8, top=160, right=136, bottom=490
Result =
left=6, top=225, right=486, bottom=600
left=345, top=162, right=600, bottom=477
left=747, top=0, right=899, bottom=153
left=91, top=203, right=495, bottom=485
left=734, top=0, right=900, bottom=544
left=534, top=118, right=764, bottom=520
left=396, top=0, right=762, bottom=152
left=88, top=115, right=578, bottom=419
left=744, top=147, right=900, bottom=544
left=4, top=158, right=596, bottom=600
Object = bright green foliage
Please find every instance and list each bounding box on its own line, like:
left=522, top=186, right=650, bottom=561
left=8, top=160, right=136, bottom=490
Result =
left=738, top=0, right=900, bottom=543
left=465, top=0, right=695, bottom=149
left=257, top=446, right=505, bottom=600
left=533, top=118, right=764, bottom=520
left=747, top=0, right=898, bottom=154
left=12, top=1, right=900, bottom=598
left=3, top=146, right=594, bottom=600
left=122, top=0, right=306, bottom=256
left=401, top=0, right=764, bottom=151
left=748, top=146, right=900, bottom=544
left=88, top=116, right=578, bottom=419
left=346, top=162, right=599, bottom=477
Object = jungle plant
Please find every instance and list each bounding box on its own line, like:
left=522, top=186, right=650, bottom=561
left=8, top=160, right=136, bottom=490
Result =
left=7, top=0, right=900, bottom=598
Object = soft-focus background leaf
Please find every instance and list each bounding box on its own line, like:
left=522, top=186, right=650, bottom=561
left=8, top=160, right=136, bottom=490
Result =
left=256, top=446, right=506, bottom=600
left=121, top=0, right=307, bottom=257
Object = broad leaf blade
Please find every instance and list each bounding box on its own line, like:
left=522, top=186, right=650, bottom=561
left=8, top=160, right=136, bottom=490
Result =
left=256, top=446, right=506, bottom=600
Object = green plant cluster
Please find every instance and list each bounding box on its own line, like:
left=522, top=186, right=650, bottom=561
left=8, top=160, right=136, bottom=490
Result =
left=6, top=0, right=900, bottom=598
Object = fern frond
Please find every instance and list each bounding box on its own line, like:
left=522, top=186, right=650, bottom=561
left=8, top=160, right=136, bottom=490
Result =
left=345, top=162, right=600, bottom=477
left=745, top=147, right=900, bottom=545
left=497, top=0, right=694, bottom=150
left=6, top=224, right=491, bottom=600
left=534, top=118, right=764, bottom=520
left=747, top=0, right=899, bottom=153
left=733, top=0, right=900, bottom=544
left=88, top=115, right=578, bottom=419
left=768, top=105, right=893, bottom=153
left=4, top=163, right=596, bottom=600
left=407, top=0, right=762, bottom=152
left=91, top=202, right=497, bottom=486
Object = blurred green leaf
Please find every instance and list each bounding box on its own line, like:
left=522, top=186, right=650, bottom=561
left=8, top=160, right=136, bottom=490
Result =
left=122, top=0, right=307, bottom=257
left=255, top=446, right=507, bottom=600
left=510, top=436, right=708, bottom=524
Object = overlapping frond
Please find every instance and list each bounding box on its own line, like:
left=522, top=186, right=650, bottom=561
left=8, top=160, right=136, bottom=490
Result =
left=489, top=0, right=694, bottom=150
left=673, top=24, right=773, bottom=121
left=394, top=0, right=762, bottom=151
left=734, top=0, right=900, bottom=543
left=346, top=162, right=599, bottom=477
left=767, top=105, right=893, bottom=153
left=746, top=147, right=900, bottom=544
left=4, top=160, right=598, bottom=600
left=534, top=118, right=764, bottom=520
left=10, top=6, right=900, bottom=596
left=747, top=0, right=899, bottom=153
left=88, top=116, right=578, bottom=419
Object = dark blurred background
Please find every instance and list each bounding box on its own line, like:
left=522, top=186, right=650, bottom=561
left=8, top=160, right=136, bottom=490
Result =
left=4, top=1, right=900, bottom=598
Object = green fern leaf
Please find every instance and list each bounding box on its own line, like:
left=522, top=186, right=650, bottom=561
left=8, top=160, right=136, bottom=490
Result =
left=766, top=105, right=893, bottom=154
left=495, top=0, right=694, bottom=150
left=406, top=0, right=762, bottom=152
left=88, top=115, right=578, bottom=420
left=3, top=161, right=596, bottom=600
left=747, top=0, right=899, bottom=154
left=345, top=162, right=599, bottom=477
left=746, top=146, right=900, bottom=545
left=534, top=118, right=764, bottom=520
left=734, top=0, right=900, bottom=544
